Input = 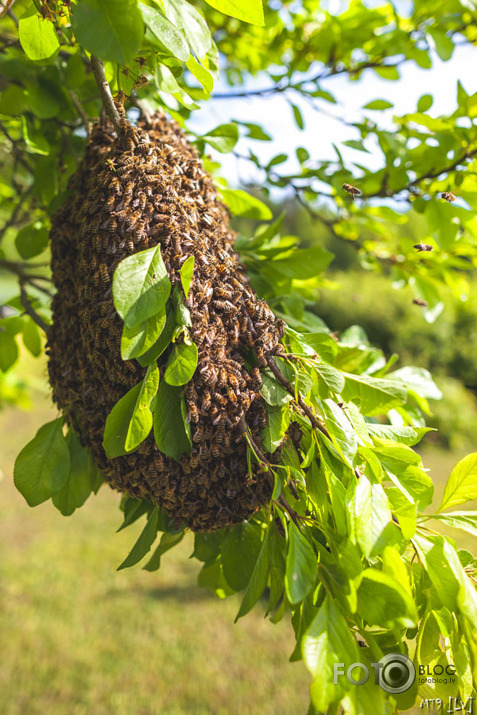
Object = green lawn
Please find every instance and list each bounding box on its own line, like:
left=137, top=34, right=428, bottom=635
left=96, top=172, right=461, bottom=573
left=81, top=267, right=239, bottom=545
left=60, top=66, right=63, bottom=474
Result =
left=1, top=368, right=475, bottom=715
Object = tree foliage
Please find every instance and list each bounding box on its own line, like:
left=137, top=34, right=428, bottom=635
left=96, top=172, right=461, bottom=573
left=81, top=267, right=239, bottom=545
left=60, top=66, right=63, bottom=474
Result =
left=1, top=0, right=477, bottom=712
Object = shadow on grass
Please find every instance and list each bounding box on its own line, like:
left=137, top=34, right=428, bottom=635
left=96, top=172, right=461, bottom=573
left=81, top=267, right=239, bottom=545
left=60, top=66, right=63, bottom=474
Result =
left=105, top=583, right=215, bottom=603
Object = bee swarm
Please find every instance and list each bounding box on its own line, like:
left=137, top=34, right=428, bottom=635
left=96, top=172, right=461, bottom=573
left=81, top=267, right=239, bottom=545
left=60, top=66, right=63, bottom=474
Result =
left=47, top=113, right=286, bottom=531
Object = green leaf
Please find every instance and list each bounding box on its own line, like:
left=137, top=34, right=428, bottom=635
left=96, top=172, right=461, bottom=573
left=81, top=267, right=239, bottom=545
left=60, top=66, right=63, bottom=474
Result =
left=354, top=468, right=393, bottom=558
left=439, top=453, right=477, bottom=512
left=357, top=568, right=418, bottom=628
left=52, top=431, right=97, bottom=516
left=321, top=399, right=358, bottom=465
left=143, top=531, right=184, bottom=571
left=22, top=318, right=42, bottom=357
left=15, top=223, right=48, bottom=260
left=164, top=341, right=198, bottom=386
left=0, top=334, right=18, bottom=371
left=118, top=507, right=160, bottom=570
left=367, top=424, right=432, bottom=447
left=165, top=0, right=212, bottom=59
left=302, top=595, right=360, bottom=712
left=201, top=123, right=239, bottom=153
left=121, top=311, right=166, bottom=360
left=140, top=2, right=189, bottom=62
left=153, top=380, right=192, bottom=459
left=222, top=522, right=263, bottom=591
left=363, top=99, right=394, bottom=110
left=137, top=308, right=175, bottom=367
left=342, top=373, right=407, bottom=416
left=269, top=246, right=334, bottom=281
left=414, top=535, right=477, bottom=622
left=285, top=523, right=318, bottom=605
left=14, top=418, right=70, bottom=507
left=72, top=0, right=144, bottom=65
left=417, top=94, right=433, bottom=112
left=117, top=497, right=153, bottom=532
left=430, top=512, right=477, bottom=539
left=19, top=6, right=59, bottom=62
left=260, top=371, right=292, bottom=407
left=261, top=405, right=290, bottom=452
left=235, top=528, right=271, bottom=621
left=314, top=364, right=345, bottom=394
left=202, top=0, right=264, bottom=25
left=103, top=365, right=159, bottom=458
left=186, top=54, right=213, bottom=95
left=220, top=188, right=272, bottom=220
left=113, top=245, right=171, bottom=329
left=155, top=62, right=198, bottom=108
left=179, top=256, right=194, bottom=298
left=291, top=103, right=304, bottom=129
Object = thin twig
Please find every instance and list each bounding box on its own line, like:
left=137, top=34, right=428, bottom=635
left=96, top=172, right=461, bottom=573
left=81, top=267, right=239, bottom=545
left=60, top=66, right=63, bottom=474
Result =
left=69, top=90, right=91, bottom=135
left=90, top=56, right=121, bottom=133
left=19, top=284, right=49, bottom=333
left=0, top=121, right=33, bottom=174
left=0, top=0, right=14, bottom=20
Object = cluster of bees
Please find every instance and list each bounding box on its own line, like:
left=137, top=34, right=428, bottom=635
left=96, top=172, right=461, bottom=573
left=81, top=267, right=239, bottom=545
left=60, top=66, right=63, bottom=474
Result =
left=47, top=112, right=286, bottom=531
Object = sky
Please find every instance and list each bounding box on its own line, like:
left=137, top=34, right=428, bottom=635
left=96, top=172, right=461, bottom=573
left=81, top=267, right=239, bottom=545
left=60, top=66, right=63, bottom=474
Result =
left=187, top=42, right=477, bottom=188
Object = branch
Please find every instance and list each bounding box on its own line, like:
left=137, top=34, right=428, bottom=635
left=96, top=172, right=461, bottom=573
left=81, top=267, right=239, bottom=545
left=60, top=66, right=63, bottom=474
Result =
left=20, top=284, right=49, bottom=333
left=90, top=56, right=121, bottom=133
left=266, top=355, right=331, bottom=439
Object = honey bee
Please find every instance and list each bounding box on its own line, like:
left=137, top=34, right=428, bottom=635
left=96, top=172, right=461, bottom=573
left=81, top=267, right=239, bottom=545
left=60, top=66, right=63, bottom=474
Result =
left=104, top=194, right=116, bottom=211
left=343, top=183, right=361, bottom=199
left=192, top=426, right=203, bottom=443
left=412, top=298, right=428, bottom=307
left=442, top=191, right=456, bottom=202
left=201, top=390, right=211, bottom=412
left=80, top=309, right=90, bottom=328
left=136, top=193, right=147, bottom=211
left=107, top=217, right=118, bottom=233
left=136, top=142, right=152, bottom=155
left=256, top=347, right=267, bottom=367
left=100, top=264, right=110, bottom=285
left=190, top=450, right=200, bottom=469
left=109, top=177, right=122, bottom=194
left=211, top=442, right=221, bottom=458
left=413, top=243, right=433, bottom=252
left=189, top=403, right=199, bottom=423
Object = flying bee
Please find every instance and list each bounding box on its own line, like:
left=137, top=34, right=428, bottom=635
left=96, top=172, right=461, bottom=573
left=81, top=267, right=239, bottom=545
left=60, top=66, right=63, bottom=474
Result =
left=413, top=298, right=428, bottom=307
left=413, top=242, right=433, bottom=252
left=343, top=183, right=361, bottom=199
left=442, top=191, right=456, bottom=202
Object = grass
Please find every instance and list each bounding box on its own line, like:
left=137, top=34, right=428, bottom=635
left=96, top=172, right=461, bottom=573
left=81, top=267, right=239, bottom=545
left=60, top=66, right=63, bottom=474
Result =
left=0, top=373, right=310, bottom=715
left=1, top=360, right=475, bottom=715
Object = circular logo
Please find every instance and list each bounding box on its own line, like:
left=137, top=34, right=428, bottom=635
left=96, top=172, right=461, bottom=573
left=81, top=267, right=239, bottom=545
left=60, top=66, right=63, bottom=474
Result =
left=377, top=654, right=416, bottom=694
